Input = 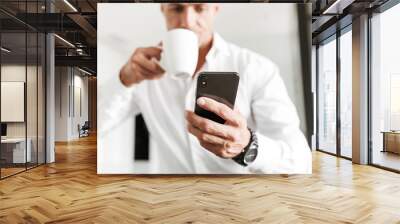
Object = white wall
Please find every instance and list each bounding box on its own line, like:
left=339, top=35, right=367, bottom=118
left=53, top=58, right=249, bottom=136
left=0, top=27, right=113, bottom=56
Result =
left=55, top=67, right=89, bottom=141
left=55, top=67, right=69, bottom=141
left=72, top=72, right=89, bottom=138
left=98, top=3, right=307, bottom=173
left=215, top=5, right=306, bottom=130
left=1, top=64, right=46, bottom=164
left=1, top=65, right=38, bottom=138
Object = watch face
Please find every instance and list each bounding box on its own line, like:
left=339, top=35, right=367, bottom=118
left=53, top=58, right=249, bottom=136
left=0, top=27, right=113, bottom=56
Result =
left=244, top=148, right=258, bottom=164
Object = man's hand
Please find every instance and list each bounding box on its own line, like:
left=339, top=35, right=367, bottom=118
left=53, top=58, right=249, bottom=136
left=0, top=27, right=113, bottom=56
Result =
left=120, top=46, right=165, bottom=87
left=186, top=97, right=251, bottom=159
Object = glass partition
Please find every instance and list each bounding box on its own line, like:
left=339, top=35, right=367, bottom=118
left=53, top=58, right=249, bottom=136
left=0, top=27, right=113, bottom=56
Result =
left=370, top=3, right=400, bottom=171
left=0, top=1, right=46, bottom=179
left=339, top=29, right=352, bottom=158
left=317, top=36, right=337, bottom=155
left=1, top=31, right=28, bottom=178
left=27, top=31, right=38, bottom=169
left=38, top=32, right=45, bottom=165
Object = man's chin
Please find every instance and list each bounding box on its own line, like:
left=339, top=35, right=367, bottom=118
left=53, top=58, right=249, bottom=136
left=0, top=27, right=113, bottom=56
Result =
left=199, top=34, right=213, bottom=47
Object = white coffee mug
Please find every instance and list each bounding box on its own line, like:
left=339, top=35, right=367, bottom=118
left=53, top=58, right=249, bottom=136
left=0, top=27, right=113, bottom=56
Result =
left=161, top=28, right=199, bottom=79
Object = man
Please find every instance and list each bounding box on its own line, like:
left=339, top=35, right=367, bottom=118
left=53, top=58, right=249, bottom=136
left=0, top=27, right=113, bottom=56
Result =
left=111, top=3, right=311, bottom=173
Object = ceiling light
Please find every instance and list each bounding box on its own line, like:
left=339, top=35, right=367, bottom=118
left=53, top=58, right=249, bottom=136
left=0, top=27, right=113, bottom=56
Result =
left=323, top=0, right=341, bottom=14
left=78, top=67, right=93, bottom=76
left=63, top=0, right=78, bottom=12
left=54, top=34, right=75, bottom=48
left=322, top=0, right=354, bottom=15
left=1, top=47, right=11, bottom=53
left=76, top=48, right=85, bottom=55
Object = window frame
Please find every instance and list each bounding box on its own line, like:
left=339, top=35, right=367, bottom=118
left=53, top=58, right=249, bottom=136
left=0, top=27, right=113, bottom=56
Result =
left=315, top=23, right=353, bottom=160
left=368, top=0, right=400, bottom=173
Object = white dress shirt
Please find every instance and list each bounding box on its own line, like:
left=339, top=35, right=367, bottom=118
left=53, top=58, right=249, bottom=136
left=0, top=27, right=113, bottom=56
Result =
left=101, top=33, right=312, bottom=174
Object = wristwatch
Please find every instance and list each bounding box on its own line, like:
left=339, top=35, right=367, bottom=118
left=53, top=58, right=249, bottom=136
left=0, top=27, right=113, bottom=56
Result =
left=232, top=128, right=258, bottom=166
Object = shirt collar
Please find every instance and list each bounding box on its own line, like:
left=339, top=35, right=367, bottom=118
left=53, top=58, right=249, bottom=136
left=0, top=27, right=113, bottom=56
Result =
left=205, top=32, right=230, bottom=62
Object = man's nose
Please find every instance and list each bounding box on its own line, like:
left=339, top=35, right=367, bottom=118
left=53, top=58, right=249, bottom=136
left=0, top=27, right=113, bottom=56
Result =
left=178, top=7, right=196, bottom=29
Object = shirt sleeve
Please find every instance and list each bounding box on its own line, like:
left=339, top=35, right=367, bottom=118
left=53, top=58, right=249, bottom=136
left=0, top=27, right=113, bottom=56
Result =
left=98, top=73, right=142, bottom=138
left=247, top=62, right=312, bottom=174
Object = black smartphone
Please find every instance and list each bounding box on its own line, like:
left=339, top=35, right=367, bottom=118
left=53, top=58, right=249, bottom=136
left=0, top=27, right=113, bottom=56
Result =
left=194, top=72, right=240, bottom=124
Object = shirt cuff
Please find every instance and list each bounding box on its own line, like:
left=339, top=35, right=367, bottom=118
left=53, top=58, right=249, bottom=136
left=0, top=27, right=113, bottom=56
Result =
left=248, top=132, right=312, bottom=174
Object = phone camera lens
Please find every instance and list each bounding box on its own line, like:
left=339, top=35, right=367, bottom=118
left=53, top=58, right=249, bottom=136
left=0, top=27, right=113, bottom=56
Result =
left=201, top=80, right=207, bottom=87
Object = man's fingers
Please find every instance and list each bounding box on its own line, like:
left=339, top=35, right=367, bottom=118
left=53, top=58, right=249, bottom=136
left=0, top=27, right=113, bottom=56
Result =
left=151, top=57, right=166, bottom=73
left=187, top=119, right=244, bottom=159
left=186, top=111, right=239, bottom=142
left=132, top=62, right=163, bottom=80
left=199, top=141, right=236, bottom=159
left=187, top=111, right=232, bottom=139
left=196, top=97, right=242, bottom=126
left=140, top=46, right=163, bottom=59
left=187, top=124, right=225, bottom=145
left=134, top=53, right=165, bottom=74
left=131, top=62, right=153, bottom=77
left=224, top=142, right=245, bottom=154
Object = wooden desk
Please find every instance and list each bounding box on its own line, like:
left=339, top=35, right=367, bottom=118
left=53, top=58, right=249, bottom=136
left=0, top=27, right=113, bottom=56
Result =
left=382, top=131, right=400, bottom=154
left=1, top=138, right=32, bottom=164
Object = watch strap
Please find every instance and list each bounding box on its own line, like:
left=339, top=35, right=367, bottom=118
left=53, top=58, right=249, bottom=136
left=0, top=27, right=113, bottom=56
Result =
left=232, top=128, right=257, bottom=166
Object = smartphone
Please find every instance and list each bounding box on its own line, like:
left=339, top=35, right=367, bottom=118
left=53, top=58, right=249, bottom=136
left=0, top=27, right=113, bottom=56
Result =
left=194, top=72, right=240, bottom=124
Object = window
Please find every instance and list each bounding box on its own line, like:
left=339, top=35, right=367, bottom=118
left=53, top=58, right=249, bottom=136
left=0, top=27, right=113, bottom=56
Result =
left=370, top=2, right=400, bottom=171
left=317, top=36, right=337, bottom=154
left=390, top=74, right=400, bottom=130
left=339, top=29, right=352, bottom=158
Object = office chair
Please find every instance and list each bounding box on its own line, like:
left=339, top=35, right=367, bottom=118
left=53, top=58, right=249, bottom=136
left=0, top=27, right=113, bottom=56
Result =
left=79, top=121, right=90, bottom=138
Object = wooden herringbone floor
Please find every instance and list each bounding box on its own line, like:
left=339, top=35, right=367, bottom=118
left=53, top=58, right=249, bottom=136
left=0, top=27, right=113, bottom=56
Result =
left=1, top=134, right=400, bottom=224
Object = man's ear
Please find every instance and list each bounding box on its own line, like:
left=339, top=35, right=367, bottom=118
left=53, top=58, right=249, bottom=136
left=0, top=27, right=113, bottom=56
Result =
left=160, top=3, right=165, bottom=13
left=213, top=3, right=220, bottom=14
